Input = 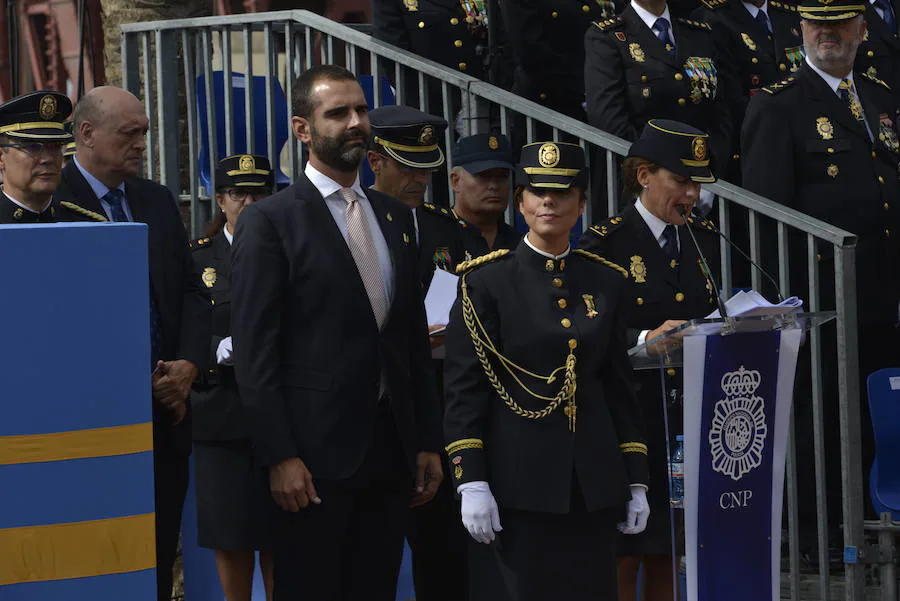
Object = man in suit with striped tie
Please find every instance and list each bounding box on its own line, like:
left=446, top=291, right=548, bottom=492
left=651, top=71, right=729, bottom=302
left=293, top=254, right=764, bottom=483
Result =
left=231, top=64, right=444, bottom=601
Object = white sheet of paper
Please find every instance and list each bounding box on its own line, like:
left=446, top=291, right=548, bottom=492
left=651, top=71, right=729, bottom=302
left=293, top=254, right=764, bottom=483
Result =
left=425, top=268, right=459, bottom=329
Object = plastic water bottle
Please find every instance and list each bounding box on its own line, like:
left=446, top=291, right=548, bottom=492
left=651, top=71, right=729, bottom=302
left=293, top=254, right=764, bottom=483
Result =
left=669, top=435, right=685, bottom=509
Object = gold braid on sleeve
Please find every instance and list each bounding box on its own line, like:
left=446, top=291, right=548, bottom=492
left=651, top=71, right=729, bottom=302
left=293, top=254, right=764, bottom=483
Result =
left=460, top=271, right=579, bottom=430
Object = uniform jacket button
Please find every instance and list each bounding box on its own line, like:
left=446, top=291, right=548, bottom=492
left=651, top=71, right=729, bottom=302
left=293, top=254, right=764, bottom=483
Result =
left=677, top=98, right=686, bottom=106
left=450, top=17, right=459, bottom=24
left=458, top=62, right=467, bottom=70
left=557, top=298, right=568, bottom=309
left=675, top=292, right=685, bottom=302
left=561, top=318, right=572, bottom=328
left=674, top=73, right=683, bottom=80
left=454, top=39, right=463, bottom=47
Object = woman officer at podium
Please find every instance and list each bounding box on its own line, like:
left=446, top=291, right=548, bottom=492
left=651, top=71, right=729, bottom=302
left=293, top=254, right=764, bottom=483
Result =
left=189, top=154, right=275, bottom=601
left=578, top=119, right=720, bottom=601
left=443, top=141, right=650, bottom=601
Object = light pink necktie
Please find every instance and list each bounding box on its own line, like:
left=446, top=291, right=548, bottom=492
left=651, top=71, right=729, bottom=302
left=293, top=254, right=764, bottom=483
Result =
left=340, top=187, right=388, bottom=329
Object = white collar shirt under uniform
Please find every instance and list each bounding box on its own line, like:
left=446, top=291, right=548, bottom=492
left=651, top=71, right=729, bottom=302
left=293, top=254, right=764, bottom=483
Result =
left=73, top=156, right=133, bottom=222
left=631, top=0, right=676, bottom=45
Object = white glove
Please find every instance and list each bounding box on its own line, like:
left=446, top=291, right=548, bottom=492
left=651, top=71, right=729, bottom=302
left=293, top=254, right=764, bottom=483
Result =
left=216, top=336, right=234, bottom=366
left=458, top=481, right=502, bottom=544
left=618, top=485, right=650, bottom=535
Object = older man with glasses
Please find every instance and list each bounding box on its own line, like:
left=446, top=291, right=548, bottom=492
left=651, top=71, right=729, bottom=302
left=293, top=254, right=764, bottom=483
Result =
left=0, top=90, right=72, bottom=223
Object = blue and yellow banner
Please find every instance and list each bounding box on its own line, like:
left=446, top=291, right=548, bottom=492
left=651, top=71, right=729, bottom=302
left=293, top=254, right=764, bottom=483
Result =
left=682, top=329, right=802, bottom=601
left=0, top=223, right=156, bottom=601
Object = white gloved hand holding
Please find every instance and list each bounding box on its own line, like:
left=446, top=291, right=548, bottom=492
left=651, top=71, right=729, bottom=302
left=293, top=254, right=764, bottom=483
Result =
left=458, top=481, right=502, bottom=544
left=216, top=336, right=234, bottom=366
left=618, top=485, right=650, bottom=535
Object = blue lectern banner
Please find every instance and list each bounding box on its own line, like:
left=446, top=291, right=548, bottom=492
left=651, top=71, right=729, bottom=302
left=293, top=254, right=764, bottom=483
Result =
left=683, top=328, right=802, bottom=601
left=0, top=223, right=156, bottom=601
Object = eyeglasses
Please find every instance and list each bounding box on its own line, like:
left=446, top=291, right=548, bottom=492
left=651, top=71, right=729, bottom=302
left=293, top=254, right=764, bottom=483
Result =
left=0, top=142, right=65, bottom=157
left=225, top=188, right=271, bottom=201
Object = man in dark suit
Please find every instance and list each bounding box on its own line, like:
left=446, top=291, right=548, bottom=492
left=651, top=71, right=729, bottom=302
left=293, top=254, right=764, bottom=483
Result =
left=742, top=0, right=900, bottom=554
left=52, top=86, right=211, bottom=601
left=0, top=91, right=72, bottom=223
left=230, top=65, right=444, bottom=601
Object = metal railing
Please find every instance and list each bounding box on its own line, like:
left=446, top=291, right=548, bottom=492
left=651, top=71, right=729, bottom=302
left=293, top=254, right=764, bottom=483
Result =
left=120, top=10, right=873, bottom=600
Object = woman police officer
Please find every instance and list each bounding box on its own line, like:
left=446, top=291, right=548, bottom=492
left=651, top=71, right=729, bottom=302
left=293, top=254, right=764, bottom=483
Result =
left=190, top=154, right=275, bottom=601
left=444, top=141, right=650, bottom=601
left=579, top=119, right=720, bottom=601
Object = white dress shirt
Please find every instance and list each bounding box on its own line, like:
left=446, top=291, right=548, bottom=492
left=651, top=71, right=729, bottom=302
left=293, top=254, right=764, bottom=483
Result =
left=304, top=162, right=394, bottom=305
left=223, top=225, right=234, bottom=245
left=73, top=157, right=133, bottom=222
left=631, top=0, right=676, bottom=46
left=741, top=0, right=771, bottom=21
left=523, top=232, right=570, bottom=259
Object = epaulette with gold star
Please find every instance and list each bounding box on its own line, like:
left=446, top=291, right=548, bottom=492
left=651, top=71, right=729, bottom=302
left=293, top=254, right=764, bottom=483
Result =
left=768, top=0, right=798, bottom=12
left=698, top=0, right=725, bottom=11
left=687, top=215, right=717, bottom=232
left=861, top=71, right=891, bottom=91
left=456, top=248, right=511, bottom=274
left=586, top=215, right=626, bottom=239
left=593, top=16, right=624, bottom=31
left=572, top=249, right=629, bottom=278
left=761, top=76, right=796, bottom=94
left=421, top=202, right=460, bottom=223
left=58, top=201, right=107, bottom=222
left=677, top=17, right=712, bottom=31
left=190, top=237, right=212, bottom=250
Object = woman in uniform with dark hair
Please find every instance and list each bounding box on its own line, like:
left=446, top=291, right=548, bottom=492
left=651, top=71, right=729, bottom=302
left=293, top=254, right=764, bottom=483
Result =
left=579, top=119, right=720, bottom=601
left=190, top=154, right=275, bottom=601
left=443, top=141, right=650, bottom=601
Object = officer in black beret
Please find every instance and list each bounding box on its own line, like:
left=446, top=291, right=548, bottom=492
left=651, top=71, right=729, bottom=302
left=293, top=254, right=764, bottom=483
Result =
left=742, top=0, right=900, bottom=556
left=450, top=133, right=521, bottom=258
left=367, top=105, right=466, bottom=292
left=0, top=90, right=72, bottom=223
left=190, top=153, right=276, bottom=601
left=445, top=141, right=649, bottom=601
left=579, top=120, right=718, bottom=601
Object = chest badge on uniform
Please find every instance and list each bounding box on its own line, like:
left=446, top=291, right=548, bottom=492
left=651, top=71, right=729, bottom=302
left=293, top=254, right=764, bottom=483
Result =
left=816, top=117, right=834, bottom=140
left=827, top=164, right=839, bottom=178
left=785, top=47, right=804, bottom=72
left=630, top=255, right=647, bottom=283
left=867, top=66, right=879, bottom=79
left=403, top=0, right=418, bottom=11
left=582, top=294, right=599, bottom=319
left=12, top=208, right=23, bottom=220
left=403, top=232, right=411, bottom=244
left=488, top=136, right=499, bottom=150
left=386, top=212, right=393, bottom=222
left=538, top=143, right=560, bottom=167
left=202, top=267, right=217, bottom=288
left=683, top=57, right=718, bottom=104
left=629, top=43, right=646, bottom=63
left=878, top=114, right=900, bottom=154
left=741, top=33, right=757, bottom=51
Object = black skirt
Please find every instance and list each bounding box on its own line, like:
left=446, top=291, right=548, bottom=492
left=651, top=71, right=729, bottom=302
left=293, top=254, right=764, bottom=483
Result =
left=194, top=439, right=272, bottom=551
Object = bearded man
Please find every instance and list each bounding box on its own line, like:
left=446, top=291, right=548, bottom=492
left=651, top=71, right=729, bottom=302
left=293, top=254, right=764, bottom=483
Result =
left=230, top=64, right=443, bottom=601
left=742, top=0, right=900, bottom=562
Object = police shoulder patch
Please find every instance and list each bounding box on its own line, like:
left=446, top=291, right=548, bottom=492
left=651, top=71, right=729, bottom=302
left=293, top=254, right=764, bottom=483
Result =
left=572, top=249, right=629, bottom=278
left=190, top=237, right=212, bottom=250
left=677, top=18, right=712, bottom=30
left=456, top=248, right=511, bottom=274
left=860, top=71, right=891, bottom=91
left=687, top=215, right=717, bottom=232
left=761, top=76, right=796, bottom=94
left=768, top=0, right=792, bottom=12
left=698, top=0, right=724, bottom=11
left=587, top=215, right=626, bottom=239
left=593, top=16, right=624, bottom=31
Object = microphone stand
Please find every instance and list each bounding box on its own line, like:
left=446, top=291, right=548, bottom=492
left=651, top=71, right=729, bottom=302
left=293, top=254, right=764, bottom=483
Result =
left=678, top=207, right=734, bottom=335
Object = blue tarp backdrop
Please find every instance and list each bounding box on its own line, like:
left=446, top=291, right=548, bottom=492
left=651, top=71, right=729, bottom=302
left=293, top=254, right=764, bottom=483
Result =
left=0, top=223, right=156, bottom=601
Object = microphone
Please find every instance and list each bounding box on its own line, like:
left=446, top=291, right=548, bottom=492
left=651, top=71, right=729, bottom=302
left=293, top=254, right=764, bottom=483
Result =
left=677, top=206, right=729, bottom=319
left=694, top=211, right=786, bottom=303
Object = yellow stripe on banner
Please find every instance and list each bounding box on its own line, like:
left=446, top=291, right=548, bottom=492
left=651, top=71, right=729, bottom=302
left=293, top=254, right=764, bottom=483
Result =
left=0, top=513, right=156, bottom=585
left=0, top=422, right=153, bottom=466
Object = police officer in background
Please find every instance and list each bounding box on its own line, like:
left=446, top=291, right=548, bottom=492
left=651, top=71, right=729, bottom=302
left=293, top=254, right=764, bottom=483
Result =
left=584, top=0, right=732, bottom=214
left=63, top=121, right=76, bottom=165
left=0, top=91, right=72, bottom=223
left=368, top=105, right=466, bottom=291
left=501, top=0, right=620, bottom=120
left=692, top=0, right=802, bottom=182
left=367, top=104, right=470, bottom=601
left=855, top=0, right=900, bottom=99
left=450, top=133, right=521, bottom=258
left=741, top=0, right=900, bottom=554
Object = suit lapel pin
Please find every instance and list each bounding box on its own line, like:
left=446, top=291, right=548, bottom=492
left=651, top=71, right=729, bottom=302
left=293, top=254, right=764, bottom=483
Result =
left=615, top=31, right=626, bottom=41
left=403, top=232, right=410, bottom=244
left=582, top=294, right=599, bottom=319
left=386, top=212, right=393, bottom=222
left=202, top=267, right=217, bottom=288
left=827, top=164, right=839, bottom=178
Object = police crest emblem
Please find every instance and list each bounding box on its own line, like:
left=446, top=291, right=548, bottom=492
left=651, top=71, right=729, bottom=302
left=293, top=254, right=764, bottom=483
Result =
left=692, top=137, right=707, bottom=161
left=816, top=117, right=834, bottom=140
left=488, top=135, right=499, bottom=150
left=629, top=43, right=646, bottom=63
left=629, top=255, right=647, bottom=283
left=404, top=0, right=418, bottom=10
left=239, top=155, right=255, bottom=172
left=202, top=267, right=217, bottom=288
left=708, top=366, right=768, bottom=481
left=538, top=143, right=560, bottom=168
left=419, top=126, right=434, bottom=145
left=39, top=95, right=57, bottom=120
